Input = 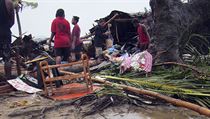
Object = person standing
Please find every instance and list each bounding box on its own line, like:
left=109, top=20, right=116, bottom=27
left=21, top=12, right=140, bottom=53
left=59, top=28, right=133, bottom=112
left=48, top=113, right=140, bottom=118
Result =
left=0, top=0, right=15, bottom=79
left=71, top=16, right=82, bottom=61
left=94, top=19, right=109, bottom=62
left=49, top=9, right=71, bottom=64
left=133, top=18, right=150, bottom=51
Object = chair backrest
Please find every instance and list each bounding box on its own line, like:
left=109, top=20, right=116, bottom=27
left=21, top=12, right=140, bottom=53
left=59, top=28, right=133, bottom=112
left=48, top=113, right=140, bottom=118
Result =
left=39, top=54, right=92, bottom=96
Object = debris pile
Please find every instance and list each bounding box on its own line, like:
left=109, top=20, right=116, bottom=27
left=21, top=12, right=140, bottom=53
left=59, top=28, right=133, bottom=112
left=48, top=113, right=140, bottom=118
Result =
left=1, top=0, right=210, bottom=118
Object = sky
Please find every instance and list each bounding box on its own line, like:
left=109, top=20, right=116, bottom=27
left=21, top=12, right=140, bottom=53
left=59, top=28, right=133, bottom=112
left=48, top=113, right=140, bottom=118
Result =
left=11, top=0, right=150, bottom=39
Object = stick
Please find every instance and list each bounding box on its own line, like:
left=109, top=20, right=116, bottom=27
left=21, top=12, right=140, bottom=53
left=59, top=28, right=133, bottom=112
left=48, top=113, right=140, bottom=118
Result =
left=115, top=24, right=120, bottom=43
left=154, top=62, right=203, bottom=74
left=103, top=14, right=119, bottom=27
left=92, top=77, right=210, bottom=117
left=81, top=14, right=119, bottom=39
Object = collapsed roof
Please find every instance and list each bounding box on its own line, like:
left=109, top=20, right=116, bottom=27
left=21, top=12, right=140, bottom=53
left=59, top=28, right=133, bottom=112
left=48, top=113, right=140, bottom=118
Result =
left=89, top=10, right=151, bottom=45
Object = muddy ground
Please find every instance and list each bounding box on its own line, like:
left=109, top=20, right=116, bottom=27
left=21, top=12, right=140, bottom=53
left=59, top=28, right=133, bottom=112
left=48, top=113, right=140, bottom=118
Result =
left=0, top=91, right=208, bottom=119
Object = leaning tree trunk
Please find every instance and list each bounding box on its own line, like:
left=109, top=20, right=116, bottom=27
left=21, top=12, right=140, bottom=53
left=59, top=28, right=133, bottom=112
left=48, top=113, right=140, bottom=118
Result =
left=150, top=0, right=210, bottom=63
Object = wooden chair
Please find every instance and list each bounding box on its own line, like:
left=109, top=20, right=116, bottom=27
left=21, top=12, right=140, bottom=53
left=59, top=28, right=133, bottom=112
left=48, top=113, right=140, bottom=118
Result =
left=39, top=54, right=93, bottom=97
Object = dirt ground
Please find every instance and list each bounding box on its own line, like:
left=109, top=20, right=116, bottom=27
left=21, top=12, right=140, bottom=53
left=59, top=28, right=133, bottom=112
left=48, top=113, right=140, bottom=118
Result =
left=0, top=91, right=208, bottom=119
left=0, top=64, right=208, bottom=119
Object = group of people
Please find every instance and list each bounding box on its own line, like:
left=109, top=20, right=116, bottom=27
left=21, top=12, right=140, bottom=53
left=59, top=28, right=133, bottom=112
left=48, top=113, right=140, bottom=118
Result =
left=49, top=9, right=82, bottom=64
left=48, top=9, right=151, bottom=64
left=0, top=0, right=150, bottom=79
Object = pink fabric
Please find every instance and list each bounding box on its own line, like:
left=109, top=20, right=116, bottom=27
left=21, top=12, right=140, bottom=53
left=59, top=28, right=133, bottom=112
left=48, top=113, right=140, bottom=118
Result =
left=120, top=57, right=131, bottom=74
left=143, top=51, right=153, bottom=72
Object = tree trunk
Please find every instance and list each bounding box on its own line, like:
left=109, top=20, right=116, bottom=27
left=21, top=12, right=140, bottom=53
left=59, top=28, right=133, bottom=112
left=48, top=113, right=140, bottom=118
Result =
left=15, top=9, right=22, bottom=75
left=15, top=9, right=22, bottom=39
left=150, top=0, right=210, bottom=63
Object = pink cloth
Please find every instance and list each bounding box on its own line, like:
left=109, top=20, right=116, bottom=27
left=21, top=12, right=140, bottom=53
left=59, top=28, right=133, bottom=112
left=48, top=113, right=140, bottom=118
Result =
left=143, top=51, right=153, bottom=73
left=120, top=57, right=131, bottom=74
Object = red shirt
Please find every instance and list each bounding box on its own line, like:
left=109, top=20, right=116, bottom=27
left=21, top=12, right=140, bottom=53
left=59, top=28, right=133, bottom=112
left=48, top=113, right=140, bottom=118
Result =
left=137, top=24, right=149, bottom=44
left=51, top=17, right=71, bottom=48
left=72, top=24, right=81, bottom=46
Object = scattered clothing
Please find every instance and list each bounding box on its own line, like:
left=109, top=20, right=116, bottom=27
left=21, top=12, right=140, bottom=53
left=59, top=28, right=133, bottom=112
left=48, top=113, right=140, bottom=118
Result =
left=120, top=56, right=131, bottom=74
left=120, top=51, right=153, bottom=74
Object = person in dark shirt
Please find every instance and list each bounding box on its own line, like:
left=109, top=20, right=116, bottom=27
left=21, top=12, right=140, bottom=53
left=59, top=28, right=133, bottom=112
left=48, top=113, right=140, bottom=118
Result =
left=0, top=0, right=15, bottom=79
left=94, top=19, right=110, bottom=62
left=49, top=9, right=71, bottom=64
left=71, top=16, right=82, bottom=61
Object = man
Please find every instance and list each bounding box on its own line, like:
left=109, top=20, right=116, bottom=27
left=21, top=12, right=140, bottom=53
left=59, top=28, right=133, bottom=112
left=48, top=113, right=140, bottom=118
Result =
left=133, top=18, right=150, bottom=51
left=49, top=9, right=71, bottom=64
left=94, top=19, right=109, bottom=62
left=71, top=16, right=82, bottom=61
left=0, top=0, right=15, bottom=79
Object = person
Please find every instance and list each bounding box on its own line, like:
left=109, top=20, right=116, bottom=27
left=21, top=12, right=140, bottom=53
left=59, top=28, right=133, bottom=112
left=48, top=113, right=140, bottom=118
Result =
left=0, top=0, right=15, bottom=79
left=71, top=16, right=82, bottom=61
left=49, top=9, right=71, bottom=64
left=133, top=18, right=150, bottom=51
left=94, top=19, right=110, bottom=62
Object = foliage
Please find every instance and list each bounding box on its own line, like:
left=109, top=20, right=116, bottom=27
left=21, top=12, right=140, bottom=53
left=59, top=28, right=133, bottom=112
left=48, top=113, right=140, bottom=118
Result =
left=95, top=66, right=210, bottom=108
left=12, top=0, right=38, bottom=10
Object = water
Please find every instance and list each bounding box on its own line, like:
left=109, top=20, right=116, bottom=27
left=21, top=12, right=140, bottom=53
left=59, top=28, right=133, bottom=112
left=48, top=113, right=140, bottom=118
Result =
left=11, top=0, right=150, bottom=39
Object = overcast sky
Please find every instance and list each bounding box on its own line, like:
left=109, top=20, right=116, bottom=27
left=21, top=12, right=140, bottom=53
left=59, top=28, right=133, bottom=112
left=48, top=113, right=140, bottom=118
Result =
left=11, top=0, right=150, bottom=39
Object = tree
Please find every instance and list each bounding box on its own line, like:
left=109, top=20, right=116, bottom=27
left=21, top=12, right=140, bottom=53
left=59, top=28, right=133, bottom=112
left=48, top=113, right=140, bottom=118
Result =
left=150, top=0, right=210, bottom=63
left=11, top=0, right=38, bottom=75
left=12, top=0, right=38, bottom=39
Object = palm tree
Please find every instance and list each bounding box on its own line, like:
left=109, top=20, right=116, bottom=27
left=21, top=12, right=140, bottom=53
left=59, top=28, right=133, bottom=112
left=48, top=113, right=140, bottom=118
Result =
left=12, top=0, right=38, bottom=75
left=12, top=0, right=38, bottom=39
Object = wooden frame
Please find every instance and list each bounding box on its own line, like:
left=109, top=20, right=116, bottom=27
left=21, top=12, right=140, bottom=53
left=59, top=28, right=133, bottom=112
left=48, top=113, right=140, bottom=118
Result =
left=39, top=54, right=92, bottom=96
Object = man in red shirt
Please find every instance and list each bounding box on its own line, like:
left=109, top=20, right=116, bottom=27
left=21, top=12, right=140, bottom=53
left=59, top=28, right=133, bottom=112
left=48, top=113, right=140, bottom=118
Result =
left=71, top=16, right=82, bottom=61
left=49, top=9, right=71, bottom=64
left=133, top=18, right=150, bottom=51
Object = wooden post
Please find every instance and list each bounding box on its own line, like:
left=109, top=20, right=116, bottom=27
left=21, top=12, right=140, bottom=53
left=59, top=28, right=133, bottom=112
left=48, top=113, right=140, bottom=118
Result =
left=15, top=8, right=22, bottom=75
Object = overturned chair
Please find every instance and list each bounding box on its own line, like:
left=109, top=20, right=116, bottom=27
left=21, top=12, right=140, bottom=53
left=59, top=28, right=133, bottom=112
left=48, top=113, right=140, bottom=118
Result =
left=39, top=54, right=93, bottom=100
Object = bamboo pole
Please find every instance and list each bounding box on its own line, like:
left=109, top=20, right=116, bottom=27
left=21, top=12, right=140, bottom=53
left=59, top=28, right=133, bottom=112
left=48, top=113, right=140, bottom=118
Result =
left=92, top=77, right=210, bottom=117
left=101, top=76, right=210, bottom=97
left=103, top=13, right=119, bottom=27
left=15, top=8, right=22, bottom=75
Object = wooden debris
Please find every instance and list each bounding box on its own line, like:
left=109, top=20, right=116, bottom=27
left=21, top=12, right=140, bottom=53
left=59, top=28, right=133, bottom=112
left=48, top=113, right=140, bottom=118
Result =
left=92, top=77, right=210, bottom=117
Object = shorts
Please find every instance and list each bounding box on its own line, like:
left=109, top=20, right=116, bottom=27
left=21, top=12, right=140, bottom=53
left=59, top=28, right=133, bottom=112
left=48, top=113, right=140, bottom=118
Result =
left=72, top=43, right=83, bottom=53
left=95, top=47, right=103, bottom=58
left=54, top=47, right=70, bottom=61
left=0, top=35, right=11, bottom=62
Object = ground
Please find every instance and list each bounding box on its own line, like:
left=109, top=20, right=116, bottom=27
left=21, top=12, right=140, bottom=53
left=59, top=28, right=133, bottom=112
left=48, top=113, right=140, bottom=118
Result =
left=0, top=91, right=208, bottom=119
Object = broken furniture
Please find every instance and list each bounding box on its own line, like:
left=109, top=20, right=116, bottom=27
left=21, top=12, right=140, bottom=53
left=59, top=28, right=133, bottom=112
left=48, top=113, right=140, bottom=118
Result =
left=39, top=54, right=94, bottom=100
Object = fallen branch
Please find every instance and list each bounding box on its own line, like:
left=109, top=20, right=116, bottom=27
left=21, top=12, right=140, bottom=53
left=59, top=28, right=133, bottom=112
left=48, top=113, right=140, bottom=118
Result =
left=154, top=62, right=203, bottom=74
left=92, top=77, right=210, bottom=117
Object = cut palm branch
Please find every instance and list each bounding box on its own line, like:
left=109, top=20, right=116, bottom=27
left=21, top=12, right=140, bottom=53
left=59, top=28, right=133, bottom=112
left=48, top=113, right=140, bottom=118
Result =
left=92, top=77, right=210, bottom=117
left=100, top=76, right=210, bottom=97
